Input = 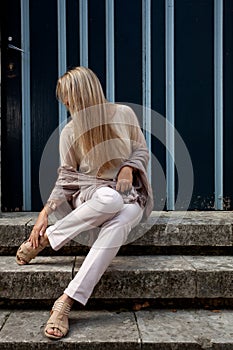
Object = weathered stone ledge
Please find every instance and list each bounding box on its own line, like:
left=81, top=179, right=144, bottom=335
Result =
left=1, top=255, right=233, bottom=301
left=1, top=309, right=233, bottom=349
left=0, top=211, right=233, bottom=255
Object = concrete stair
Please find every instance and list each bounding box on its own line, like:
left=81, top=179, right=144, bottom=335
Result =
left=1, top=309, right=233, bottom=349
left=1, top=211, right=233, bottom=349
left=1, top=255, right=233, bottom=302
left=1, top=211, right=233, bottom=255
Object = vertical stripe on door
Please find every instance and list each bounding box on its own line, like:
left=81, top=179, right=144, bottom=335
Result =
left=142, top=0, right=152, bottom=182
left=106, top=0, right=115, bottom=102
left=58, top=0, right=67, bottom=133
left=21, top=0, right=31, bottom=210
left=165, top=0, right=175, bottom=210
left=214, top=0, right=224, bottom=210
left=79, top=0, right=88, bottom=67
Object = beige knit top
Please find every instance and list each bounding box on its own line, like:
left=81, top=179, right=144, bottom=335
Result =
left=46, top=103, right=154, bottom=221
left=59, top=104, right=147, bottom=179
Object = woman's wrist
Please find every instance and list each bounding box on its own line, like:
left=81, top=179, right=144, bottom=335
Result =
left=121, top=165, right=134, bottom=173
left=42, top=205, right=51, bottom=216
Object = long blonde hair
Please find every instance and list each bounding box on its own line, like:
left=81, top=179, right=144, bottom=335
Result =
left=56, top=66, right=120, bottom=171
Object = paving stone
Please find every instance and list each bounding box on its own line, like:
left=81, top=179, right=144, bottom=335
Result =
left=194, top=309, right=233, bottom=347
left=0, top=310, right=140, bottom=349
left=136, top=309, right=233, bottom=349
left=136, top=309, right=200, bottom=349
left=0, top=256, right=75, bottom=299
left=1, top=309, right=233, bottom=349
left=0, top=311, right=10, bottom=331
left=64, top=310, right=140, bottom=349
left=184, top=256, right=233, bottom=298
left=0, top=217, right=30, bottom=253
left=74, top=255, right=196, bottom=299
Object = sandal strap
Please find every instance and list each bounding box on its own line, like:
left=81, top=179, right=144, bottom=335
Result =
left=45, top=320, right=67, bottom=337
left=52, top=300, right=71, bottom=316
left=44, top=299, right=71, bottom=338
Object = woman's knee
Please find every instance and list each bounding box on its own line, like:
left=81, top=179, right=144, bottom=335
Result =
left=102, top=203, right=143, bottom=228
left=93, top=187, right=124, bottom=213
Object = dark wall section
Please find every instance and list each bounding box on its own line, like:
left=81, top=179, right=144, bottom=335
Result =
left=115, top=0, right=142, bottom=104
left=30, top=0, right=59, bottom=210
left=67, top=0, right=80, bottom=69
left=1, top=0, right=23, bottom=211
left=175, top=0, right=215, bottom=209
left=1, top=0, right=233, bottom=211
left=89, top=0, right=106, bottom=91
left=223, top=0, right=233, bottom=210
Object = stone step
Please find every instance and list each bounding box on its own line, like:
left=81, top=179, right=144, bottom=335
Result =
left=1, top=255, right=233, bottom=305
left=1, top=211, right=233, bottom=255
left=1, top=308, right=233, bottom=349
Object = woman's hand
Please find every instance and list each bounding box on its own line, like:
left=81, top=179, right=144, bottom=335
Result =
left=116, top=166, right=133, bottom=193
left=28, top=209, right=48, bottom=249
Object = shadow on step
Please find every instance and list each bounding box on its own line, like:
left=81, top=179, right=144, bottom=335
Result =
left=2, top=298, right=233, bottom=311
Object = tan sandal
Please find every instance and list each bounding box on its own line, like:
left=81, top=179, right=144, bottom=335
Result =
left=44, top=298, right=71, bottom=339
left=16, top=239, right=48, bottom=265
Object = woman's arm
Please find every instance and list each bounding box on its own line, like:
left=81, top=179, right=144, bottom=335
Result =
left=29, top=123, right=78, bottom=248
left=116, top=106, right=149, bottom=192
left=44, top=123, right=79, bottom=214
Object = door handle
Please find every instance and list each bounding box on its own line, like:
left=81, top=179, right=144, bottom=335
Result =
left=8, top=44, right=25, bottom=53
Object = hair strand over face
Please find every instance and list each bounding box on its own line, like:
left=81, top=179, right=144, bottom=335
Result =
left=56, top=66, right=120, bottom=172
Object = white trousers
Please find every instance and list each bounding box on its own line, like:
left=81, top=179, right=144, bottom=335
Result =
left=46, top=186, right=144, bottom=306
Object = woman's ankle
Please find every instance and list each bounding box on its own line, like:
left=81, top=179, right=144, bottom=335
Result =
left=41, top=233, right=49, bottom=246
left=59, top=294, right=74, bottom=307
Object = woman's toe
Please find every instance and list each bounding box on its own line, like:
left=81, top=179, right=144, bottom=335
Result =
left=46, top=327, right=54, bottom=335
left=46, top=327, right=63, bottom=337
left=53, top=328, right=63, bottom=337
left=17, top=257, right=26, bottom=264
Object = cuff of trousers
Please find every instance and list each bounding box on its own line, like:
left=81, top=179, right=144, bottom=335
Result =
left=64, top=288, right=87, bottom=306
left=46, top=226, right=63, bottom=251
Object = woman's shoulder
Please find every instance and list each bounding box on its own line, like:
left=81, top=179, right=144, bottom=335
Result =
left=61, top=119, right=74, bottom=133
left=111, top=103, right=138, bottom=124
left=111, top=103, right=133, bottom=113
left=60, top=120, right=75, bottom=143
